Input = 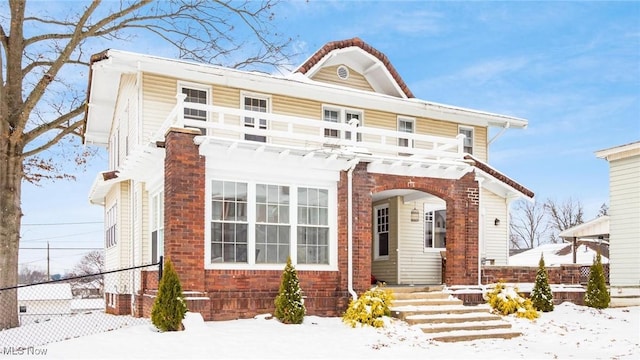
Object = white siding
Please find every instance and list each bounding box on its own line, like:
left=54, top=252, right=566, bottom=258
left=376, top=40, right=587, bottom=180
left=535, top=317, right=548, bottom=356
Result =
left=609, top=154, right=640, bottom=287
left=483, top=189, right=509, bottom=265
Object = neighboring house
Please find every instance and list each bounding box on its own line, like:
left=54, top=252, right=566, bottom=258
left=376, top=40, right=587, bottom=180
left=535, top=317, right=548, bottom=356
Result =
left=509, top=242, right=609, bottom=267
left=83, top=37, right=534, bottom=320
left=595, top=141, right=640, bottom=306
left=558, top=215, right=610, bottom=264
left=17, top=283, right=73, bottom=325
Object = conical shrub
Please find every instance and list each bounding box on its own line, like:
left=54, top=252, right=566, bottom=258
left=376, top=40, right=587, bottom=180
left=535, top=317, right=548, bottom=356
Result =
left=530, top=253, right=554, bottom=312
left=274, top=257, right=305, bottom=324
left=151, top=258, right=187, bottom=331
left=584, top=252, right=610, bottom=309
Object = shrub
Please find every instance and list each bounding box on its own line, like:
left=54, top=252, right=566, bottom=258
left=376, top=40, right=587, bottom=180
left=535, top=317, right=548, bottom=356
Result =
left=151, top=258, right=188, bottom=331
left=274, top=257, right=306, bottom=324
left=584, top=252, right=610, bottom=309
left=342, top=286, right=394, bottom=328
left=530, top=253, right=554, bottom=312
left=486, top=282, right=538, bottom=320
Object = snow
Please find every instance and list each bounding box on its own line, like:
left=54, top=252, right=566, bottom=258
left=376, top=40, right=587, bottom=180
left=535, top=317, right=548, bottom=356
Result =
left=509, top=243, right=608, bottom=266
left=5, top=303, right=638, bottom=359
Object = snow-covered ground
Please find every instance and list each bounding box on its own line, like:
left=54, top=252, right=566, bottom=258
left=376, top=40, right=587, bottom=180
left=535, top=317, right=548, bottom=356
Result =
left=4, top=302, right=638, bottom=359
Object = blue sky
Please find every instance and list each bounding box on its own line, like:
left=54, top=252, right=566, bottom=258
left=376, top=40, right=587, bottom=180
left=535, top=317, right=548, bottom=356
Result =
left=18, top=1, right=639, bottom=274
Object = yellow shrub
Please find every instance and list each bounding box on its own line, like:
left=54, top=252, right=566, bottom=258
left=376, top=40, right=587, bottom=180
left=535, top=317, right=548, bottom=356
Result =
left=486, top=282, right=539, bottom=320
left=342, top=286, right=394, bottom=328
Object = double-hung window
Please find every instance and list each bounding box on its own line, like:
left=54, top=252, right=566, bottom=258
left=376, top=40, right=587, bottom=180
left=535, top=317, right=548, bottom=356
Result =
left=323, top=106, right=362, bottom=141
left=398, top=117, right=414, bottom=153
left=180, top=83, right=210, bottom=135
left=297, top=187, right=329, bottom=264
left=459, top=126, right=474, bottom=155
left=151, top=192, right=164, bottom=264
left=211, top=181, right=248, bottom=263
left=242, top=94, right=269, bottom=143
left=255, top=184, right=290, bottom=263
left=424, top=206, right=446, bottom=249
left=374, top=205, right=389, bottom=259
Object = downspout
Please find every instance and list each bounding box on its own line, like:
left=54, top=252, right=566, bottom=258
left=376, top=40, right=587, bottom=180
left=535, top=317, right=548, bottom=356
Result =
left=347, top=159, right=359, bottom=301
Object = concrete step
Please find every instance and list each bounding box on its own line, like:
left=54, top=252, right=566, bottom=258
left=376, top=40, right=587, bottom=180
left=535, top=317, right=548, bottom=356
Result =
left=392, top=291, right=451, bottom=300
left=391, top=304, right=491, bottom=320
left=405, top=311, right=503, bottom=325
left=417, top=319, right=513, bottom=334
left=385, top=285, right=445, bottom=293
left=391, top=298, right=463, bottom=307
left=427, top=328, right=522, bottom=342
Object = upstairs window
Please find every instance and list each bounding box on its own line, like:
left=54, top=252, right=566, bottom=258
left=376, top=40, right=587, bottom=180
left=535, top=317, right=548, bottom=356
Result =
left=459, top=126, right=474, bottom=155
left=243, top=94, right=269, bottom=143
left=398, top=117, right=414, bottom=150
left=180, top=83, right=210, bottom=135
left=323, top=106, right=362, bottom=141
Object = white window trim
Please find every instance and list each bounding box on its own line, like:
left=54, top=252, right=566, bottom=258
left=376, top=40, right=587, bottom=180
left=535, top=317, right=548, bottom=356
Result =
left=204, top=175, right=338, bottom=271
left=423, top=204, right=447, bottom=251
left=397, top=116, right=415, bottom=149
left=373, top=204, right=390, bottom=261
left=178, top=81, right=212, bottom=133
left=458, top=125, right=474, bottom=155
left=321, top=104, right=364, bottom=141
left=150, top=188, right=164, bottom=264
left=240, top=91, right=271, bottom=142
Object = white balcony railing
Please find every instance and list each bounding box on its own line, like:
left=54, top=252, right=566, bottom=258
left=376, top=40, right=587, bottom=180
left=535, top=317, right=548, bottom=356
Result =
left=154, top=94, right=465, bottom=161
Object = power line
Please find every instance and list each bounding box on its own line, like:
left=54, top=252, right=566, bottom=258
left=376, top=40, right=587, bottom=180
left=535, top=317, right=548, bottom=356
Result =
left=19, top=247, right=102, bottom=250
left=22, top=221, right=102, bottom=226
left=21, top=230, right=103, bottom=242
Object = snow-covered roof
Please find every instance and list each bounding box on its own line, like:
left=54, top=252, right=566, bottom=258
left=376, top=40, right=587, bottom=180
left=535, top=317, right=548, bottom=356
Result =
left=17, top=283, right=73, bottom=301
left=559, top=216, right=609, bottom=239
left=509, top=243, right=608, bottom=266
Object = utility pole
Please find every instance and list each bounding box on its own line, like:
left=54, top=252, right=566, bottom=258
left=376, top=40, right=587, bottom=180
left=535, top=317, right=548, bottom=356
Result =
left=47, top=241, right=50, bottom=280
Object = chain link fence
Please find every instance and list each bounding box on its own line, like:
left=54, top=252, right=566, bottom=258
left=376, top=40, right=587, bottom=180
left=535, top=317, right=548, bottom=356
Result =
left=0, top=262, right=160, bottom=350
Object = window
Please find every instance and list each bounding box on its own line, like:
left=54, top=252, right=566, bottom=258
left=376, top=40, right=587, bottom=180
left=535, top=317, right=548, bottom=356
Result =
left=211, top=180, right=248, bottom=263
left=105, top=204, right=117, bottom=248
left=181, top=84, right=210, bottom=135
left=424, top=207, right=446, bottom=249
left=19, top=305, right=26, bottom=313
left=398, top=117, right=414, bottom=150
left=297, top=187, right=329, bottom=264
left=207, top=180, right=333, bottom=267
left=323, top=106, right=362, bottom=141
left=243, top=95, right=269, bottom=142
left=256, top=184, right=290, bottom=263
left=374, top=205, right=389, bottom=259
left=151, top=192, right=164, bottom=264
left=459, top=126, right=474, bottom=155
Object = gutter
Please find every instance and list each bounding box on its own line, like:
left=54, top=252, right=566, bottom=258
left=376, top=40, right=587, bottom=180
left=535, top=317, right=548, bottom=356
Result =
left=347, top=158, right=360, bottom=301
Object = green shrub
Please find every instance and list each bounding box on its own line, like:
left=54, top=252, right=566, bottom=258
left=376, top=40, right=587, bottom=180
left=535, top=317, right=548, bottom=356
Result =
left=274, top=257, right=306, bottom=324
left=151, top=258, right=188, bottom=331
left=342, top=286, right=394, bottom=328
left=486, top=282, right=538, bottom=320
left=530, top=254, right=554, bottom=312
left=584, top=253, right=610, bottom=309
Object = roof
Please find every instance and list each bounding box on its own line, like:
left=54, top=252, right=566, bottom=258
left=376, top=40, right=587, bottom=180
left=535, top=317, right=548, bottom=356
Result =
left=595, top=141, right=640, bottom=162
left=17, top=283, right=73, bottom=301
left=465, top=154, right=535, bottom=199
left=295, top=37, right=414, bottom=98
left=559, top=216, right=609, bottom=239
left=509, top=242, right=609, bottom=266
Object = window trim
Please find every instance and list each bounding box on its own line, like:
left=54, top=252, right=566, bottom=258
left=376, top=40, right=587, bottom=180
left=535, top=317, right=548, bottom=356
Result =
left=204, top=176, right=338, bottom=271
left=397, top=116, right=415, bottom=150
left=458, top=125, right=474, bottom=155
left=178, top=81, right=212, bottom=135
left=321, top=105, right=363, bottom=141
left=373, top=204, right=390, bottom=261
left=150, top=190, right=164, bottom=264
left=105, top=203, right=117, bottom=248
left=240, top=91, right=271, bottom=143
left=423, top=204, right=447, bottom=251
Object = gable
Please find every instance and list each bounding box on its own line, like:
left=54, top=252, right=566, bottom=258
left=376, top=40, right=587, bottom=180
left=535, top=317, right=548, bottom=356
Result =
left=295, top=37, right=413, bottom=99
left=310, top=65, right=375, bottom=93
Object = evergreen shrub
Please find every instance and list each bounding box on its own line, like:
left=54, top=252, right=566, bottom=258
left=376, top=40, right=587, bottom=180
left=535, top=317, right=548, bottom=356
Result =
left=530, top=254, right=554, bottom=312
left=486, top=282, right=538, bottom=320
left=584, top=253, right=610, bottom=309
left=342, top=286, right=394, bottom=328
left=274, top=257, right=306, bottom=324
left=151, top=258, right=188, bottom=331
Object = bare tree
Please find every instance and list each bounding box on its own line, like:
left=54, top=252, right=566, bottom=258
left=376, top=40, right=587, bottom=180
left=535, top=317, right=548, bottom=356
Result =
left=67, top=250, right=104, bottom=298
left=1, top=0, right=293, bottom=329
left=597, top=202, right=609, bottom=217
left=18, top=265, right=48, bottom=284
left=544, top=197, right=584, bottom=241
left=509, top=199, right=550, bottom=249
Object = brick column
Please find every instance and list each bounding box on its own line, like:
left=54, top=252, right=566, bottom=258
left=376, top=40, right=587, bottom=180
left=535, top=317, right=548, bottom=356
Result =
left=164, top=128, right=205, bottom=292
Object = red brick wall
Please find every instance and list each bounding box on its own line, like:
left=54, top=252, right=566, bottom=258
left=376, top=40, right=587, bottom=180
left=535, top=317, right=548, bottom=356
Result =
left=105, top=293, right=132, bottom=315
left=365, top=170, right=480, bottom=285
left=164, top=128, right=205, bottom=292
left=482, top=265, right=582, bottom=284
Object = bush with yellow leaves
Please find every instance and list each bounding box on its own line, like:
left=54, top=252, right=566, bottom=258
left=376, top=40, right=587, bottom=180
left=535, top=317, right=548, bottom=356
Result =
left=342, top=286, right=394, bottom=328
left=485, top=282, right=539, bottom=320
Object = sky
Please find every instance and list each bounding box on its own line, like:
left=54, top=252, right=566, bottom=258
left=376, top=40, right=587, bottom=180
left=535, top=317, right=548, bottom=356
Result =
left=3, top=302, right=639, bottom=359
left=17, top=1, right=640, bottom=275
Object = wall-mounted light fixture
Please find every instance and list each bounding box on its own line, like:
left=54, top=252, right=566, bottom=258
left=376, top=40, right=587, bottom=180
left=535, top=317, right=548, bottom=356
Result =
left=411, top=203, right=420, bottom=222
left=494, top=218, right=500, bottom=226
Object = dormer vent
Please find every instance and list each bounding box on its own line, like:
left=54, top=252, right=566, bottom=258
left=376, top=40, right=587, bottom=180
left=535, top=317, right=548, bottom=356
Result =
left=336, top=65, right=349, bottom=80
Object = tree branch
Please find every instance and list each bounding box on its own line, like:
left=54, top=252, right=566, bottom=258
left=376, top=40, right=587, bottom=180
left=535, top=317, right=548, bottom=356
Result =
left=22, top=118, right=84, bottom=159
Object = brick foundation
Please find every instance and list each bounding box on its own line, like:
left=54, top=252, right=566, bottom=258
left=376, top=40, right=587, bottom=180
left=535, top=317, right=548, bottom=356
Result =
left=105, top=293, right=132, bottom=315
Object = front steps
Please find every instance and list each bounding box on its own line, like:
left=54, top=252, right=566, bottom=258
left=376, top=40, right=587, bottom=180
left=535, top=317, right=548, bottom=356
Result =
left=388, top=286, right=521, bottom=342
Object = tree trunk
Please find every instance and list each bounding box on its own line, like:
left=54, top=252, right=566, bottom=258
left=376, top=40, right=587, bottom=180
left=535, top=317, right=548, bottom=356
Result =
left=0, top=141, right=23, bottom=329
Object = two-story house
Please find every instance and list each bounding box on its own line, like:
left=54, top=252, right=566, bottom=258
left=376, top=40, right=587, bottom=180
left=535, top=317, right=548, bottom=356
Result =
left=83, top=38, right=534, bottom=320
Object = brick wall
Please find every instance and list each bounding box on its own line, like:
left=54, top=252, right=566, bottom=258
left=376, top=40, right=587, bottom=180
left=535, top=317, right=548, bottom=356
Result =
left=105, top=293, right=132, bottom=315
left=482, top=264, right=582, bottom=284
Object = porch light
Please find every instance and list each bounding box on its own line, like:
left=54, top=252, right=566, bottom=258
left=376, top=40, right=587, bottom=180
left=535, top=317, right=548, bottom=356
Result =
left=494, top=218, right=500, bottom=226
left=411, top=204, right=420, bottom=222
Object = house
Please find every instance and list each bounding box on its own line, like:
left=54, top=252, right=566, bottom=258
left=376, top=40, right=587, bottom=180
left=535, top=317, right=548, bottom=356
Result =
left=83, top=37, right=534, bottom=320
left=558, top=215, right=610, bottom=264
left=509, top=241, right=609, bottom=267
left=17, top=283, right=73, bottom=325
left=595, top=141, right=640, bottom=306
